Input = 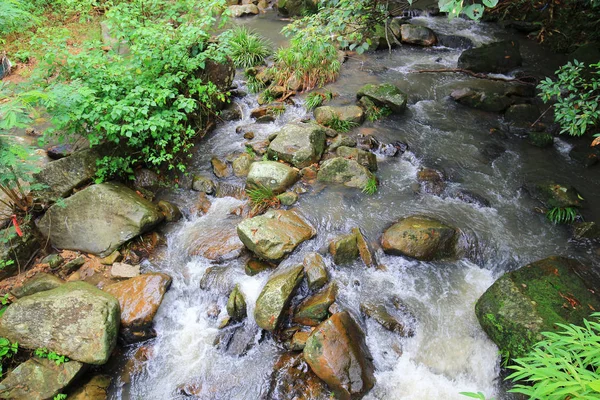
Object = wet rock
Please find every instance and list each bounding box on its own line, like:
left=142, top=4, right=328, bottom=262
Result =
left=37, top=182, right=164, bottom=257
left=294, top=284, right=337, bottom=326
left=357, top=83, right=408, bottom=114
left=0, top=226, right=40, bottom=280
left=200, top=266, right=232, bottom=294
left=41, top=254, right=64, bottom=269
left=480, top=143, right=506, bottom=162
left=104, top=273, right=172, bottom=344
left=243, top=131, right=255, bottom=140
left=0, top=281, right=119, bottom=364
left=314, top=106, right=364, bottom=125
left=528, top=131, right=554, bottom=148
left=360, top=302, right=413, bottom=337
left=245, top=258, right=273, bottom=276
left=228, top=4, right=259, bottom=17
left=303, top=252, right=329, bottom=290
left=227, top=284, right=247, bottom=321
left=266, top=352, right=331, bottom=400
left=237, top=209, right=316, bottom=262
left=61, top=256, right=85, bottom=275
left=10, top=273, right=64, bottom=298
left=290, top=331, right=311, bottom=351
left=47, top=144, right=75, bottom=160
left=317, top=157, right=375, bottom=190
left=336, top=146, right=377, bottom=172
left=450, top=87, right=514, bottom=112
left=211, top=157, right=232, bottom=178
left=504, top=103, right=541, bottom=127
left=328, top=135, right=357, bottom=152
left=133, top=168, right=160, bottom=192
left=277, top=0, right=318, bottom=17
left=254, top=264, right=305, bottom=331
left=32, top=149, right=98, bottom=204
left=527, top=182, right=582, bottom=209
left=417, top=168, right=446, bottom=195
left=215, top=322, right=260, bottom=356
left=572, top=222, right=600, bottom=241
left=246, top=161, right=299, bottom=194
left=353, top=227, right=376, bottom=268
left=192, top=175, right=216, bottom=194
left=329, top=233, right=359, bottom=265
left=250, top=105, right=285, bottom=119
left=304, top=311, right=375, bottom=399
left=157, top=200, right=182, bottom=222
left=436, top=34, right=474, bottom=49
left=220, top=104, right=243, bottom=121
left=110, top=262, right=140, bottom=279
left=400, top=24, right=437, bottom=46
left=0, top=358, right=84, bottom=400
left=277, top=191, right=299, bottom=206
left=569, top=145, right=600, bottom=167
left=67, top=374, right=111, bottom=400
left=457, top=40, right=523, bottom=74
left=381, top=215, right=458, bottom=261
left=268, top=122, right=327, bottom=168
left=451, top=189, right=491, bottom=208
left=232, top=153, right=253, bottom=177
left=475, top=256, right=600, bottom=358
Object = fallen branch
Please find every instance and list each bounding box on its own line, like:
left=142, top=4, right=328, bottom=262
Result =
left=412, top=68, right=537, bottom=85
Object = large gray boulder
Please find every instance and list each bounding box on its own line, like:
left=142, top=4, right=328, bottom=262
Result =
left=33, top=149, right=98, bottom=204
left=237, top=209, right=316, bottom=261
left=400, top=24, right=437, bottom=46
left=246, top=161, right=299, bottom=194
left=457, top=40, right=523, bottom=74
left=37, top=182, right=164, bottom=257
left=0, top=358, right=83, bottom=400
left=0, top=281, right=120, bottom=365
left=317, top=157, right=375, bottom=190
left=254, top=264, right=305, bottom=331
left=268, top=123, right=327, bottom=168
left=356, top=83, right=408, bottom=114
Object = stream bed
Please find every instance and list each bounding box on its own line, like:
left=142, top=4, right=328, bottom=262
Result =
left=108, top=12, right=600, bottom=400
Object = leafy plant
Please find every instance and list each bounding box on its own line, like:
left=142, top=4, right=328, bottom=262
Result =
left=459, top=392, right=494, bottom=400
left=0, top=337, right=18, bottom=375
left=35, top=347, right=69, bottom=365
left=0, top=294, right=11, bottom=318
left=246, top=184, right=280, bottom=215
left=366, top=104, right=392, bottom=122
left=324, top=115, right=358, bottom=133
left=304, top=91, right=334, bottom=111
left=538, top=60, right=600, bottom=144
left=506, top=314, right=600, bottom=399
left=245, top=146, right=256, bottom=158
left=246, top=74, right=266, bottom=94
left=0, top=0, right=40, bottom=35
left=220, top=26, right=271, bottom=69
left=546, top=206, right=579, bottom=224
left=362, top=176, right=377, bottom=195
left=53, top=394, right=67, bottom=400
left=260, top=89, right=277, bottom=104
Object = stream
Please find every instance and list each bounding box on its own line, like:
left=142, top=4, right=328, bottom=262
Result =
left=108, top=11, right=600, bottom=400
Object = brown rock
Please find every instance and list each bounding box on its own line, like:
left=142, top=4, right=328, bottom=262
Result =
left=211, top=157, right=231, bottom=178
left=266, top=353, right=331, bottom=400
left=352, top=227, right=376, bottom=268
left=294, top=284, right=337, bottom=326
left=303, top=252, right=328, bottom=290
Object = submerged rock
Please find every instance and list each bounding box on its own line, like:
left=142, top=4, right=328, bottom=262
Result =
left=226, top=284, right=247, bottom=321
left=317, top=157, right=375, bottom=190
left=268, top=122, right=327, bottom=168
left=360, top=301, right=414, bottom=337
left=357, top=83, right=408, bottom=114
left=192, top=175, right=216, bottom=194
left=457, top=40, right=523, bottom=74
left=450, top=87, right=515, bottom=113
left=246, top=161, right=299, bottom=194
left=381, top=215, right=458, bottom=261
left=37, top=182, right=164, bottom=257
left=0, top=358, right=83, bottom=400
left=475, top=256, right=600, bottom=358
left=417, top=168, right=446, bottom=195
left=237, top=209, right=316, bottom=262
left=0, top=281, right=120, bottom=364
left=245, top=258, right=273, bottom=276
left=304, top=311, right=375, bottom=399
left=254, top=264, right=305, bottom=331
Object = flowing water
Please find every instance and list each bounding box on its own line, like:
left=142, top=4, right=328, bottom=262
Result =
left=108, top=12, right=600, bottom=400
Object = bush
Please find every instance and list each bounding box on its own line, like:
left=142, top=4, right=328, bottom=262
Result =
left=220, top=26, right=271, bottom=69
left=0, top=0, right=39, bottom=36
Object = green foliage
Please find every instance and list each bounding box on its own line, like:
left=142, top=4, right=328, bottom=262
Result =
left=220, top=26, right=271, bottom=69
left=0, top=337, right=18, bottom=375
left=0, top=0, right=40, bottom=35
left=546, top=206, right=579, bottom=224
left=304, top=91, right=334, bottom=111
left=35, top=347, right=69, bottom=365
left=506, top=314, right=600, bottom=399
left=362, top=176, right=377, bottom=195
left=538, top=60, right=600, bottom=140
left=260, top=89, right=277, bottom=104
left=246, top=74, right=266, bottom=94
left=365, top=104, right=392, bottom=122
left=0, top=294, right=11, bottom=317
left=245, top=145, right=256, bottom=158
left=53, top=394, right=67, bottom=400
left=246, top=184, right=280, bottom=215
left=459, top=392, right=494, bottom=400
left=323, top=115, right=358, bottom=133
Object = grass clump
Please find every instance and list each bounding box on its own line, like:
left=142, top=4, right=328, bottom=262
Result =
left=324, top=115, right=359, bottom=133
left=220, top=26, right=272, bottom=69
left=246, top=184, right=280, bottom=215
left=304, top=90, right=334, bottom=111
left=366, top=105, right=392, bottom=122
left=362, top=176, right=377, bottom=195
left=546, top=206, right=579, bottom=224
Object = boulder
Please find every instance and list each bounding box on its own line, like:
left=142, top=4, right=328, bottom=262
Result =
left=110, top=262, right=140, bottom=279
left=277, top=0, right=318, bottom=17
left=37, top=182, right=164, bottom=257
left=47, top=144, right=75, bottom=160
left=0, top=281, right=120, bottom=364
left=226, top=284, right=247, bottom=321
left=32, top=149, right=98, bottom=204
left=266, top=353, right=331, bottom=400
left=437, top=34, right=474, bottom=49
left=381, top=215, right=458, bottom=261
left=10, top=273, right=64, bottom=299
left=328, top=135, right=357, bottom=152
left=329, top=233, right=359, bottom=265
left=228, top=4, right=260, bottom=17
left=245, top=258, right=273, bottom=276
left=336, top=146, right=377, bottom=172
left=0, top=358, right=83, bottom=400
left=504, top=103, right=541, bottom=127
left=475, top=256, right=600, bottom=358
left=317, top=157, right=375, bottom=190
left=232, top=153, right=253, bottom=177
left=527, top=182, right=582, bottom=209
left=290, top=331, right=311, bottom=351
left=356, top=83, right=408, bottom=114
left=303, top=252, right=329, bottom=290
left=104, top=273, right=172, bottom=343
left=237, top=209, right=316, bottom=262
left=572, top=222, right=600, bottom=241
left=246, top=161, right=299, bottom=194
left=449, top=87, right=514, bottom=113
left=157, top=200, right=182, bottom=222
left=268, top=122, right=327, bottom=168
left=277, top=191, right=298, bottom=206
left=304, top=311, right=375, bottom=399
left=133, top=168, right=159, bottom=192
left=400, top=24, right=437, bottom=46
left=254, top=264, right=305, bottom=331
left=314, top=106, right=365, bottom=125
left=294, top=284, right=337, bottom=326
left=457, top=40, right=523, bottom=74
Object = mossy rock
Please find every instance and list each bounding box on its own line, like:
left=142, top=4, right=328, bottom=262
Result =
left=475, top=256, right=600, bottom=359
left=528, top=182, right=582, bottom=209
left=457, top=40, right=522, bottom=74
left=317, top=157, right=374, bottom=190
left=356, top=83, right=408, bottom=114
left=527, top=131, right=554, bottom=148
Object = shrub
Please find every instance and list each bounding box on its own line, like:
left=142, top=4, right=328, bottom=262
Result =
left=323, top=115, right=358, bottom=133
left=0, top=0, right=39, bottom=36
left=220, top=26, right=271, bottom=69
